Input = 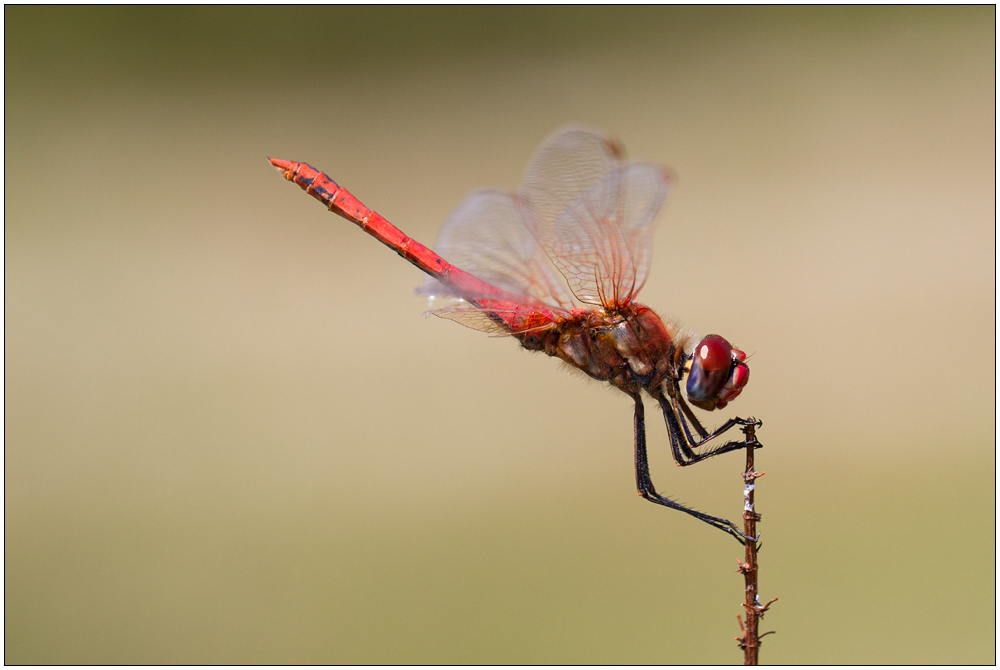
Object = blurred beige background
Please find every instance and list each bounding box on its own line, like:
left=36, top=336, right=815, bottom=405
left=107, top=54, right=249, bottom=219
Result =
left=5, top=6, right=994, bottom=664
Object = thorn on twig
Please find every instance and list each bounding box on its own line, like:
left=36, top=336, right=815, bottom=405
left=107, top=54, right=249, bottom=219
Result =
left=742, top=596, right=778, bottom=618
left=736, top=615, right=777, bottom=651
left=735, top=614, right=765, bottom=652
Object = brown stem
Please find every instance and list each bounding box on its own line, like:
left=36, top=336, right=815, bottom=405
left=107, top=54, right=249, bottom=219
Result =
left=735, top=421, right=777, bottom=665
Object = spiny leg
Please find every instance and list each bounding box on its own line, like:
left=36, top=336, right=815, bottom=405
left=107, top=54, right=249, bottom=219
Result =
left=678, top=393, right=709, bottom=441
left=659, top=395, right=761, bottom=467
left=632, top=393, right=748, bottom=543
left=666, top=393, right=708, bottom=463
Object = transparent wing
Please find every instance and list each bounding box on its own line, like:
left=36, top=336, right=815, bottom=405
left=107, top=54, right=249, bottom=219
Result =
left=426, top=306, right=520, bottom=336
left=419, top=189, right=576, bottom=311
left=517, top=126, right=625, bottom=237
left=417, top=126, right=672, bottom=333
left=517, top=126, right=672, bottom=307
left=427, top=303, right=562, bottom=337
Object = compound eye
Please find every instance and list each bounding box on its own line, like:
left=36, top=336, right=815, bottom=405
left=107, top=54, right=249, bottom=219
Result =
left=716, top=361, right=750, bottom=410
left=685, top=335, right=734, bottom=406
left=695, top=335, right=732, bottom=372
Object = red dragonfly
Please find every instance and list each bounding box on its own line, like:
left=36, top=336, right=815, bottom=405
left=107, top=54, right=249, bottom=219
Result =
left=270, top=127, right=760, bottom=542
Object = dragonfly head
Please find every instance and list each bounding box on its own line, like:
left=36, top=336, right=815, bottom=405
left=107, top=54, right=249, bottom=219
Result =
left=683, top=335, right=749, bottom=411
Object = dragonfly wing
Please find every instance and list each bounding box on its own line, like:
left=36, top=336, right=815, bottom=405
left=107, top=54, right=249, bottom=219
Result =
left=419, top=189, right=576, bottom=311
left=549, top=161, right=672, bottom=306
left=517, top=127, right=673, bottom=307
left=517, top=126, right=624, bottom=235
left=428, top=303, right=561, bottom=336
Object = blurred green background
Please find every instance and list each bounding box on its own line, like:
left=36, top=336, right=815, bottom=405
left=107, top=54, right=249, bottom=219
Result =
left=5, top=6, right=994, bottom=664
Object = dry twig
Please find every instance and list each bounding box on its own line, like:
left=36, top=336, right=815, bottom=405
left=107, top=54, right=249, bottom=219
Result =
left=734, top=420, right=777, bottom=665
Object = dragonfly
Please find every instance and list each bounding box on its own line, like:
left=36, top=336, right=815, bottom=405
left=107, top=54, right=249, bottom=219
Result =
left=270, top=126, right=760, bottom=542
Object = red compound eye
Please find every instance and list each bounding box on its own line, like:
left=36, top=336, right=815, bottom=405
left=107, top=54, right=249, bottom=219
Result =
left=694, top=335, right=732, bottom=372
left=686, top=334, right=734, bottom=405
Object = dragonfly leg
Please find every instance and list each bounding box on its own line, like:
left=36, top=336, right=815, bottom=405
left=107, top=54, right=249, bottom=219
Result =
left=633, top=394, right=752, bottom=544
left=659, top=395, right=761, bottom=467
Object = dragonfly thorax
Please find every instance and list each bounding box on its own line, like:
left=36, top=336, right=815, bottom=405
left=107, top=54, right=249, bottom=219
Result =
left=517, top=303, right=688, bottom=398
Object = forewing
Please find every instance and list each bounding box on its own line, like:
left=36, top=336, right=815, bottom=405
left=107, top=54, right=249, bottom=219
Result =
left=518, top=127, right=672, bottom=307
left=550, top=162, right=672, bottom=305
left=517, top=126, right=624, bottom=243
